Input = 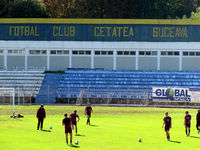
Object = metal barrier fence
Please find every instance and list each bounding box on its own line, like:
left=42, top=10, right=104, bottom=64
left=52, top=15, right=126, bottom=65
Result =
left=0, top=66, right=45, bottom=71
left=0, top=87, right=35, bottom=105
left=1, top=85, right=200, bottom=106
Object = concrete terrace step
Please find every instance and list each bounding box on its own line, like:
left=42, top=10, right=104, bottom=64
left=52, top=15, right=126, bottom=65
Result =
left=36, top=73, right=61, bottom=104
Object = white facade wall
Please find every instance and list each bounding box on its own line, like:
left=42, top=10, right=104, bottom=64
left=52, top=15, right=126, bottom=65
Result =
left=1, top=41, right=200, bottom=71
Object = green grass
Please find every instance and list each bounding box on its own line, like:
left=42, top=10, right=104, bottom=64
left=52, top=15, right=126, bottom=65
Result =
left=0, top=105, right=200, bottom=150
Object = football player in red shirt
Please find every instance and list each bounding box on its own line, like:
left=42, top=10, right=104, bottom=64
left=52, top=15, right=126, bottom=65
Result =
left=62, top=114, right=72, bottom=145
left=36, top=104, right=46, bottom=130
left=162, top=112, right=171, bottom=141
left=70, top=110, right=80, bottom=134
left=196, top=110, right=200, bottom=133
left=184, top=111, right=191, bottom=136
left=85, top=103, right=93, bottom=125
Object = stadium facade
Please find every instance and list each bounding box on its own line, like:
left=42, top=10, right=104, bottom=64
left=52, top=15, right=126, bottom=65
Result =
left=1, top=19, right=200, bottom=71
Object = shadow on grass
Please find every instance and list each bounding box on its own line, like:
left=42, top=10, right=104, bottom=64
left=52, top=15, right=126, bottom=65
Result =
left=169, top=140, right=181, bottom=143
left=69, top=144, right=80, bottom=148
left=75, top=134, right=85, bottom=136
left=41, top=129, right=51, bottom=132
left=189, top=136, right=200, bottom=139
left=90, top=125, right=98, bottom=127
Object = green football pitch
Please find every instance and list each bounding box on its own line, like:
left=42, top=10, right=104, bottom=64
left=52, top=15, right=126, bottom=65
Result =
left=0, top=105, right=200, bottom=150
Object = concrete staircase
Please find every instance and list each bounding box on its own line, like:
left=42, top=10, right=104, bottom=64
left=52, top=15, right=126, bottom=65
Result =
left=36, top=73, right=61, bottom=104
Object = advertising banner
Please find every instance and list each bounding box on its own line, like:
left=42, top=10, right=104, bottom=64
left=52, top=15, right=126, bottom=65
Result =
left=0, top=19, right=198, bottom=42
left=152, top=87, right=191, bottom=102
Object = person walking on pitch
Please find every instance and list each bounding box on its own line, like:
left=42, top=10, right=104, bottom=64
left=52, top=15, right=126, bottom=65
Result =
left=70, top=110, right=80, bottom=134
left=184, top=111, right=191, bottom=136
left=62, top=114, right=72, bottom=145
left=85, top=103, right=93, bottom=125
left=196, top=110, right=200, bottom=133
left=162, top=112, right=171, bottom=141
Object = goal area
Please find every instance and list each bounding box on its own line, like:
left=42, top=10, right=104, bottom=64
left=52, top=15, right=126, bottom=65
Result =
left=0, top=88, right=15, bottom=117
left=75, top=88, right=150, bottom=106
left=0, top=87, right=30, bottom=118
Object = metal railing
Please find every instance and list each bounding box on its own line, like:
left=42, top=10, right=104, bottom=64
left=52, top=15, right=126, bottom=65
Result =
left=0, top=66, right=45, bottom=72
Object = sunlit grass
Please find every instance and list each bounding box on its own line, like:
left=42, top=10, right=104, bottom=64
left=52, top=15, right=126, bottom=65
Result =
left=0, top=105, right=200, bottom=150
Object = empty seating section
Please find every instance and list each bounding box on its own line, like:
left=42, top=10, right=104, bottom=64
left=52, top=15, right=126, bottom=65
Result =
left=0, top=71, right=44, bottom=98
left=36, top=73, right=61, bottom=104
left=57, top=70, right=200, bottom=100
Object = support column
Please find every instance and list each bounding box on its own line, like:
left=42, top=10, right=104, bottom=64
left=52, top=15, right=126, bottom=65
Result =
left=91, top=50, right=94, bottom=69
left=179, top=50, right=182, bottom=71
left=113, top=50, right=116, bottom=70
left=47, top=50, right=50, bottom=70
left=24, top=48, right=28, bottom=70
left=157, top=50, right=160, bottom=70
left=69, top=50, right=72, bottom=68
left=4, top=49, right=7, bottom=70
left=135, top=51, right=138, bottom=70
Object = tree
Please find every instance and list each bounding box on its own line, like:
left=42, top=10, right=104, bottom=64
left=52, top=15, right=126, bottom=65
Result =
left=43, top=0, right=77, bottom=18
left=74, top=0, right=105, bottom=18
left=0, top=0, right=15, bottom=17
left=138, top=0, right=197, bottom=19
left=104, top=0, right=139, bottom=18
left=9, top=0, right=47, bottom=18
left=2, top=0, right=198, bottom=19
left=190, top=7, right=200, bottom=19
left=175, top=0, right=197, bottom=18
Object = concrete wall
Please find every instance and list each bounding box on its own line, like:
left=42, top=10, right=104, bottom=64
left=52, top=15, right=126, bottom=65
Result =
left=94, top=57, right=113, bottom=69
left=50, top=56, right=69, bottom=70
left=0, top=56, right=4, bottom=67
left=7, top=56, right=25, bottom=68
left=160, top=57, right=179, bottom=71
left=72, top=56, right=91, bottom=68
left=116, top=57, right=136, bottom=70
left=1, top=41, right=200, bottom=71
left=28, top=56, right=47, bottom=69
left=138, top=57, right=157, bottom=70
left=182, top=58, right=200, bottom=71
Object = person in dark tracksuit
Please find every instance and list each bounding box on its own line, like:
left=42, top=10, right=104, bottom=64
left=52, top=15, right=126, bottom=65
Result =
left=36, top=104, right=46, bottom=130
left=85, top=103, right=93, bottom=125
left=196, top=110, right=200, bottom=133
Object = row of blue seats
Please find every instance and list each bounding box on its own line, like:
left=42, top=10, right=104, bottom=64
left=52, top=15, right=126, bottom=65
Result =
left=57, top=88, right=149, bottom=94
left=60, top=78, right=200, bottom=82
left=57, top=89, right=145, bottom=94
left=58, top=81, right=200, bottom=86
left=57, top=70, right=200, bottom=99
left=58, top=84, right=200, bottom=88
left=65, top=70, right=200, bottom=75
left=56, top=87, right=151, bottom=92
left=61, top=74, right=200, bottom=79
left=57, top=93, right=148, bottom=99
left=62, top=73, right=200, bottom=77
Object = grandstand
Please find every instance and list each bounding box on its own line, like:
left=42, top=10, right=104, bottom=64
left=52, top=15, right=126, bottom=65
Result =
left=1, top=69, right=200, bottom=105
left=0, top=70, right=44, bottom=104
left=54, top=69, right=200, bottom=104
left=1, top=19, right=200, bottom=105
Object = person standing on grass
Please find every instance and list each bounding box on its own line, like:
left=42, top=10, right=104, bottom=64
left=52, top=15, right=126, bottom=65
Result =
left=184, top=111, right=191, bottom=136
left=70, top=110, right=80, bottom=134
left=196, top=109, right=200, bottom=133
left=162, top=112, right=171, bottom=141
left=85, top=103, right=93, bottom=125
left=62, top=114, right=72, bottom=145
left=36, top=104, right=46, bottom=130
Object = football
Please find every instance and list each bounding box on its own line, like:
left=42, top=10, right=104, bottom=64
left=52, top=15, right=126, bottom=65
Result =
left=49, top=126, right=53, bottom=129
left=75, top=141, right=79, bottom=145
left=138, top=138, right=142, bottom=142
